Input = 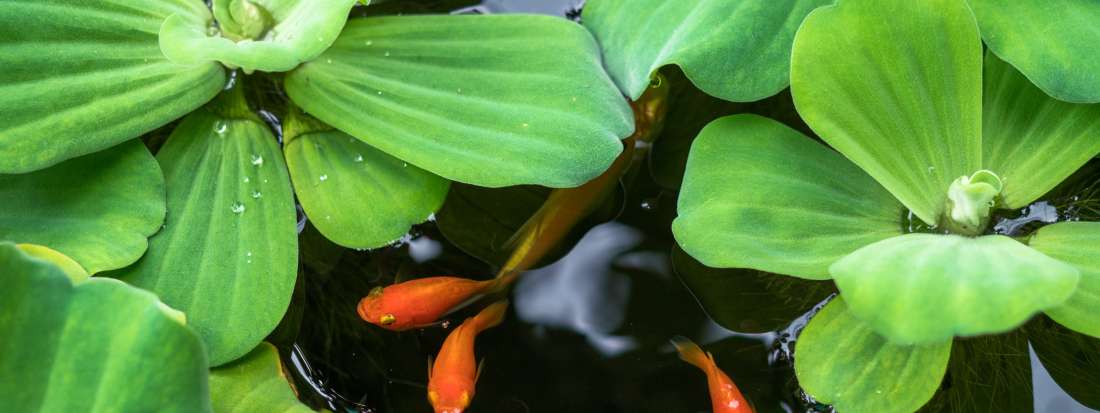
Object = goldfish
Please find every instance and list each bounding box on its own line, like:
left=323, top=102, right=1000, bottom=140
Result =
left=497, top=74, right=669, bottom=276
left=671, top=336, right=754, bottom=413
left=357, top=273, right=517, bottom=331
left=428, top=300, right=509, bottom=413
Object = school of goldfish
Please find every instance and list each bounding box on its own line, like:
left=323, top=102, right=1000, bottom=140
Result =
left=355, top=76, right=753, bottom=412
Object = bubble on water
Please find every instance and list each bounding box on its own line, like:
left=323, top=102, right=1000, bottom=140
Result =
left=231, top=202, right=245, bottom=214
left=353, top=154, right=364, bottom=163
left=214, top=120, right=228, bottom=135
left=319, top=174, right=328, bottom=182
left=251, top=154, right=264, bottom=166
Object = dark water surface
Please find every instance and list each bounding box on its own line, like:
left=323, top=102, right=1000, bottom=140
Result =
left=259, top=1, right=1100, bottom=412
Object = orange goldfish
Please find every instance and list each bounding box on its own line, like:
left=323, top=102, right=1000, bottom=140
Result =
left=428, top=300, right=509, bottom=413
left=357, top=273, right=516, bottom=331
left=672, top=336, right=754, bottom=413
left=497, top=74, right=669, bottom=276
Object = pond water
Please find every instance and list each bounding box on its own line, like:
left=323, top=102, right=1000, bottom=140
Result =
left=263, top=1, right=1100, bottom=412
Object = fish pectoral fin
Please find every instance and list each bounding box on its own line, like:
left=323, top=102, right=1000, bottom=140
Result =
left=474, top=358, right=486, bottom=384
left=427, top=355, right=434, bottom=380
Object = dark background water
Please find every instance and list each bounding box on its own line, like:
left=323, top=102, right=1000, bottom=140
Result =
left=260, top=1, right=1100, bottom=412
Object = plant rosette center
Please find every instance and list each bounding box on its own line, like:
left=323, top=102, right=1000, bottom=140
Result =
left=942, top=170, right=1003, bottom=236
left=215, top=0, right=276, bottom=42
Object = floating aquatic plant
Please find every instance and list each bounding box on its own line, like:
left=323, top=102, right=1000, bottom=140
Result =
left=673, top=0, right=1100, bottom=411
left=0, top=0, right=631, bottom=409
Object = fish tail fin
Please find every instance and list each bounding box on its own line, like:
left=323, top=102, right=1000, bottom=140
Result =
left=470, top=300, right=509, bottom=334
left=671, top=336, right=712, bottom=372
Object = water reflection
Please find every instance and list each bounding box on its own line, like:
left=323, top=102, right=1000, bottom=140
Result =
left=514, top=222, right=638, bottom=356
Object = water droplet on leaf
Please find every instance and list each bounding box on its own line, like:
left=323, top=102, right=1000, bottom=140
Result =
left=251, top=154, right=263, bottom=166
left=319, top=174, right=328, bottom=182
left=231, top=202, right=246, bottom=214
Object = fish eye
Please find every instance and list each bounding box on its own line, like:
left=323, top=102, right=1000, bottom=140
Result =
left=368, top=286, right=383, bottom=298
left=380, top=314, right=396, bottom=325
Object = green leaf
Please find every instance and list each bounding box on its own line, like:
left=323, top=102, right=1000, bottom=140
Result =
left=284, top=15, right=634, bottom=188
left=790, top=0, right=983, bottom=225
left=1029, top=222, right=1100, bottom=338
left=982, top=53, right=1100, bottom=209
left=210, top=342, right=314, bottom=413
left=795, top=298, right=951, bottom=413
left=0, top=141, right=165, bottom=274
left=581, top=0, right=830, bottom=102
left=1026, top=316, right=1100, bottom=410
left=831, top=233, right=1080, bottom=344
left=285, top=123, right=449, bottom=249
left=968, top=0, right=1100, bottom=103
left=16, top=244, right=89, bottom=283
left=919, top=331, right=1033, bottom=413
left=0, top=242, right=211, bottom=412
left=672, top=114, right=904, bottom=279
left=114, top=107, right=298, bottom=366
left=0, top=0, right=225, bottom=174
left=160, top=0, right=359, bottom=73
left=671, top=246, right=835, bottom=333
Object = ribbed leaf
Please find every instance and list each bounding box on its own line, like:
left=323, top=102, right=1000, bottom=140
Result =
left=0, top=0, right=225, bottom=173
left=285, top=15, right=634, bottom=188
left=672, top=114, right=904, bottom=280
left=831, top=233, right=1080, bottom=344
left=790, top=0, right=983, bottom=225
left=795, top=299, right=951, bottom=413
left=982, top=53, right=1100, bottom=208
left=160, top=0, right=358, bottom=73
left=0, top=141, right=165, bottom=274
left=285, top=127, right=449, bottom=249
left=969, top=0, right=1100, bottom=103
left=0, top=242, right=211, bottom=412
left=114, top=107, right=298, bottom=366
left=582, top=0, right=830, bottom=102
left=210, top=342, right=313, bottom=413
left=1030, top=222, right=1100, bottom=338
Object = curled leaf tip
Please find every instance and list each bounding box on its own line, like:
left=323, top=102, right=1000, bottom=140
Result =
left=944, top=170, right=1003, bottom=236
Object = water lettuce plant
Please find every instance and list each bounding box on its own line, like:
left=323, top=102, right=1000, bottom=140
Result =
left=1, top=0, right=632, bottom=408
left=673, top=0, right=1100, bottom=411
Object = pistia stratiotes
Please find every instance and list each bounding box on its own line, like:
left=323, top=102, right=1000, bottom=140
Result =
left=672, top=0, right=1100, bottom=411
left=0, top=0, right=633, bottom=376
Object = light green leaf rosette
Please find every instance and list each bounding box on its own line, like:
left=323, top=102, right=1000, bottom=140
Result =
left=160, top=0, right=359, bottom=73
